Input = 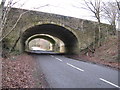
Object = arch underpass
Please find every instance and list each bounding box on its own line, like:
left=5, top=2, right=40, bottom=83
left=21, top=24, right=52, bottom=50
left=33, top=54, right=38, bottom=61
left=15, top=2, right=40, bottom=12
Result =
left=21, top=24, right=79, bottom=54
left=25, top=34, right=65, bottom=52
left=25, top=34, right=56, bottom=51
left=25, top=35, right=56, bottom=51
left=26, top=35, right=56, bottom=45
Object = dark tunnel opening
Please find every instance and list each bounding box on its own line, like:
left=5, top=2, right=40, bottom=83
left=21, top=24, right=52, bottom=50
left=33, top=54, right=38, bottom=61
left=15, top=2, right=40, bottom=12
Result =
left=21, top=24, right=79, bottom=55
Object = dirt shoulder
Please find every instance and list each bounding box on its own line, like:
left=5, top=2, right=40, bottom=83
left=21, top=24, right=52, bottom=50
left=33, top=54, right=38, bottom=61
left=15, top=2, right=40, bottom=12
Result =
left=2, top=53, right=45, bottom=88
left=67, top=35, right=120, bottom=70
left=67, top=54, right=120, bottom=70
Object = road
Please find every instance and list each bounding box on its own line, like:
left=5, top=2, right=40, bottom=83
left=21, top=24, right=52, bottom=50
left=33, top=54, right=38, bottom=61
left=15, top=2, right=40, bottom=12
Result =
left=33, top=51, right=120, bottom=88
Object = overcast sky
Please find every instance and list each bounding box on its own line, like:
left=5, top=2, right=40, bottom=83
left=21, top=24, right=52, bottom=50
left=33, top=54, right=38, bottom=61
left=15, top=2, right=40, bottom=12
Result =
left=1, top=0, right=117, bottom=24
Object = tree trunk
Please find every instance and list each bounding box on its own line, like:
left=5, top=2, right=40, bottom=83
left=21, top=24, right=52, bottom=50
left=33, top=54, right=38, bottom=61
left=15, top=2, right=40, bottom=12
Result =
left=9, top=36, right=20, bottom=52
left=94, top=26, right=99, bottom=48
left=98, top=23, right=101, bottom=47
left=0, top=0, right=6, bottom=58
left=95, top=18, right=101, bottom=48
left=118, top=8, right=120, bottom=62
left=112, top=21, right=116, bottom=35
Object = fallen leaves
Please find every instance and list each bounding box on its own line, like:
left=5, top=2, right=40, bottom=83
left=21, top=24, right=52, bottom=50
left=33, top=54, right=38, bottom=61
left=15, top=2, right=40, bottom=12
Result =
left=2, top=54, right=42, bottom=88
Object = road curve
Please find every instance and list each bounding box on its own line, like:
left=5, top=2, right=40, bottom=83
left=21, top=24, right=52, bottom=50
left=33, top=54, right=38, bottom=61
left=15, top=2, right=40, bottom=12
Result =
left=34, top=54, right=119, bottom=88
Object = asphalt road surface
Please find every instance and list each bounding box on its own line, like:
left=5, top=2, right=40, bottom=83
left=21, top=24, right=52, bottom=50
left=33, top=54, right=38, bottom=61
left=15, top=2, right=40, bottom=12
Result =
left=33, top=51, right=120, bottom=88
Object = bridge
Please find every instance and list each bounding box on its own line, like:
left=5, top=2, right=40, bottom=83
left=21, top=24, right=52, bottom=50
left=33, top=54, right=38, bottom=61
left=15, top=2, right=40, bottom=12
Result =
left=2, top=8, right=109, bottom=55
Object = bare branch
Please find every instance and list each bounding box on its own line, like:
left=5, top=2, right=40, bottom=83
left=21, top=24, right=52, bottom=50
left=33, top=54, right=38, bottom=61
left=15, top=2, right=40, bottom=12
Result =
left=0, top=4, right=50, bottom=42
left=90, top=1, right=96, bottom=12
left=1, top=0, right=26, bottom=31
left=102, top=2, right=117, bottom=25
left=116, top=0, right=120, bottom=10
left=33, top=4, right=50, bottom=9
left=83, top=0, right=102, bottom=46
left=0, top=10, right=29, bottom=42
left=84, top=0, right=96, bottom=14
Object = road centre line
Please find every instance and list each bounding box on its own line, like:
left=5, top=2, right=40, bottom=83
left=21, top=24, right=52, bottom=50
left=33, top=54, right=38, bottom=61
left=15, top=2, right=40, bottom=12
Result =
left=55, top=57, right=63, bottom=62
left=51, top=55, right=54, bottom=57
left=51, top=55, right=63, bottom=62
left=99, top=78, right=120, bottom=88
left=67, top=63, right=84, bottom=72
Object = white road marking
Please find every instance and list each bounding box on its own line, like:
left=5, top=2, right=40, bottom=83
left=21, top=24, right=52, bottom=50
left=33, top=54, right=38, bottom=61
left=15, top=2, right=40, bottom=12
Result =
left=51, top=55, right=54, bottom=57
left=67, top=63, right=84, bottom=72
left=55, top=57, right=63, bottom=62
left=99, top=78, right=120, bottom=88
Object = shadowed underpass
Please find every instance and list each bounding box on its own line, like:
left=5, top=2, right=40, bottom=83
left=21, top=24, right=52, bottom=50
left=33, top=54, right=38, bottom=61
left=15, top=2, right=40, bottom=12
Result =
left=21, top=24, right=79, bottom=55
left=26, top=50, right=65, bottom=55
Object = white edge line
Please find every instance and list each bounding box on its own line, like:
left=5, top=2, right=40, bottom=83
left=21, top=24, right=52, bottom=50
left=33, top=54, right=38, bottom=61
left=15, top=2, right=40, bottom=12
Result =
left=99, top=78, right=120, bottom=88
left=67, top=63, right=84, bottom=72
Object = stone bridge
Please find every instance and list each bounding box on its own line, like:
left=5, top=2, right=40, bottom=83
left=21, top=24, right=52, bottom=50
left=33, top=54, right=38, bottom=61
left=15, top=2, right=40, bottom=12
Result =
left=2, top=8, right=109, bottom=55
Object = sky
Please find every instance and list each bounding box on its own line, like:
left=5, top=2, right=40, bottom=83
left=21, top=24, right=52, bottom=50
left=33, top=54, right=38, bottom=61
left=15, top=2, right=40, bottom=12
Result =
left=1, top=0, right=118, bottom=24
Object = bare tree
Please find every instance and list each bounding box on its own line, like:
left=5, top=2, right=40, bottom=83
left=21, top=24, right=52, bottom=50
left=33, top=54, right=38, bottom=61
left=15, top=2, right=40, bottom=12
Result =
left=1, top=3, right=50, bottom=42
left=1, top=0, right=20, bottom=35
left=1, top=0, right=29, bottom=57
left=9, top=4, right=50, bottom=52
left=0, top=0, right=50, bottom=57
left=0, top=0, right=6, bottom=88
left=116, top=0, right=120, bottom=61
left=83, top=0, right=102, bottom=48
left=116, top=0, right=120, bottom=30
left=0, top=0, right=6, bottom=57
left=102, top=2, right=118, bottom=35
left=116, top=0, right=120, bottom=10
left=84, top=0, right=101, bottom=23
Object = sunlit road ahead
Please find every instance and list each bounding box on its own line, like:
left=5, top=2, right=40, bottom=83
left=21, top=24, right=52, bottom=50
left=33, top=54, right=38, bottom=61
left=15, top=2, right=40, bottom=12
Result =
left=32, top=51, right=120, bottom=88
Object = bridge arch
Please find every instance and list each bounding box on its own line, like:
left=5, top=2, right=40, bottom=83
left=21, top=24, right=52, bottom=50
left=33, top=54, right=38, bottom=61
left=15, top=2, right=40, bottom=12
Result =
left=21, top=24, right=79, bottom=54
left=26, top=34, right=56, bottom=45
left=25, top=34, right=56, bottom=51
left=25, top=34, right=65, bottom=52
